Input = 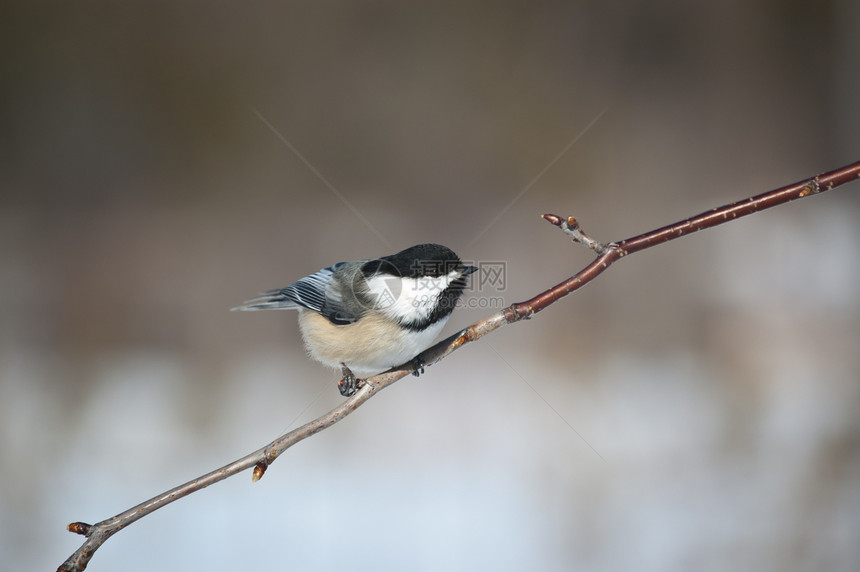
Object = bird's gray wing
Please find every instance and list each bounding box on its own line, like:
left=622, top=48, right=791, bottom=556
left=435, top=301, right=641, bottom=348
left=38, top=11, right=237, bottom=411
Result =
left=231, top=262, right=359, bottom=324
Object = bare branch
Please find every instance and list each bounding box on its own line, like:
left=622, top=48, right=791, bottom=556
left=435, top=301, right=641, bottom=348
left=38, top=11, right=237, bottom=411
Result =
left=509, top=160, right=860, bottom=320
left=59, top=160, right=860, bottom=571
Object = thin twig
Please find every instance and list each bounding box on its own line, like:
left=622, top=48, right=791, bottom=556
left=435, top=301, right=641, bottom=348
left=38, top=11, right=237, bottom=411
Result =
left=59, top=160, right=860, bottom=571
left=541, top=214, right=608, bottom=254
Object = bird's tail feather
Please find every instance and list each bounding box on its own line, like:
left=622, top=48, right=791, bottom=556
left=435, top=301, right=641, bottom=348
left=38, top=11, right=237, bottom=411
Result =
left=230, top=289, right=300, bottom=312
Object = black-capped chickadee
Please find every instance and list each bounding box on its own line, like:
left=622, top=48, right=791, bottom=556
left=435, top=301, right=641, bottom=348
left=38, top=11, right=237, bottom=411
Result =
left=233, top=244, right=477, bottom=396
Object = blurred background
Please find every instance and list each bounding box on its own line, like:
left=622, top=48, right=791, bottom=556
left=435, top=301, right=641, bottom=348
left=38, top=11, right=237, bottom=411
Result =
left=2, top=1, right=859, bottom=570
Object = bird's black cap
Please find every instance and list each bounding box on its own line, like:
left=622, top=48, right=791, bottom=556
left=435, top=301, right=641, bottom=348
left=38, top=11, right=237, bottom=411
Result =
left=362, top=243, right=466, bottom=279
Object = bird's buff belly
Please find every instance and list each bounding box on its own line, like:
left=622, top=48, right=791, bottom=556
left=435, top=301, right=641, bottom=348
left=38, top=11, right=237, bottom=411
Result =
left=297, top=309, right=447, bottom=377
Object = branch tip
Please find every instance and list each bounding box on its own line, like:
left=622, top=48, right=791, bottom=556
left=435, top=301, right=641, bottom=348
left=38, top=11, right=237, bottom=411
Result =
left=541, top=213, right=563, bottom=226
left=66, top=522, right=92, bottom=536
left=547, top=214, right=609, bottom=254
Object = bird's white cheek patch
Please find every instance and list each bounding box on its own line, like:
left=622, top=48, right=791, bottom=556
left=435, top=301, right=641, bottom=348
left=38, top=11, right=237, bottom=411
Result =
left=367, top=271, right=460, bottom=322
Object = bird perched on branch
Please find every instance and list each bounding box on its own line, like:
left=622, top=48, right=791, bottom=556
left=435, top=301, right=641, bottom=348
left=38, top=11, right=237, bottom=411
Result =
left=233, top=244, right=477, bottom=396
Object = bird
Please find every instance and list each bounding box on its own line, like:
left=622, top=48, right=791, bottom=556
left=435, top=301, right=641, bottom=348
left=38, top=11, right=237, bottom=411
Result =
left=233, top=243, right=477, bottom=396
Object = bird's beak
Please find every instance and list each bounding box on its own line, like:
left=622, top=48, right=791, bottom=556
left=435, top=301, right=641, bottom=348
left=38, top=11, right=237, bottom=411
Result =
left=462, top=265, right=478, bottom=276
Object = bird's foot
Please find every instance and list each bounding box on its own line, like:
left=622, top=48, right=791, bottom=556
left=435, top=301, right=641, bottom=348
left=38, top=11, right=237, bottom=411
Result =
left=339, top=364, right=362, bottom=397
left=412, top=355, right=426, bottom=378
